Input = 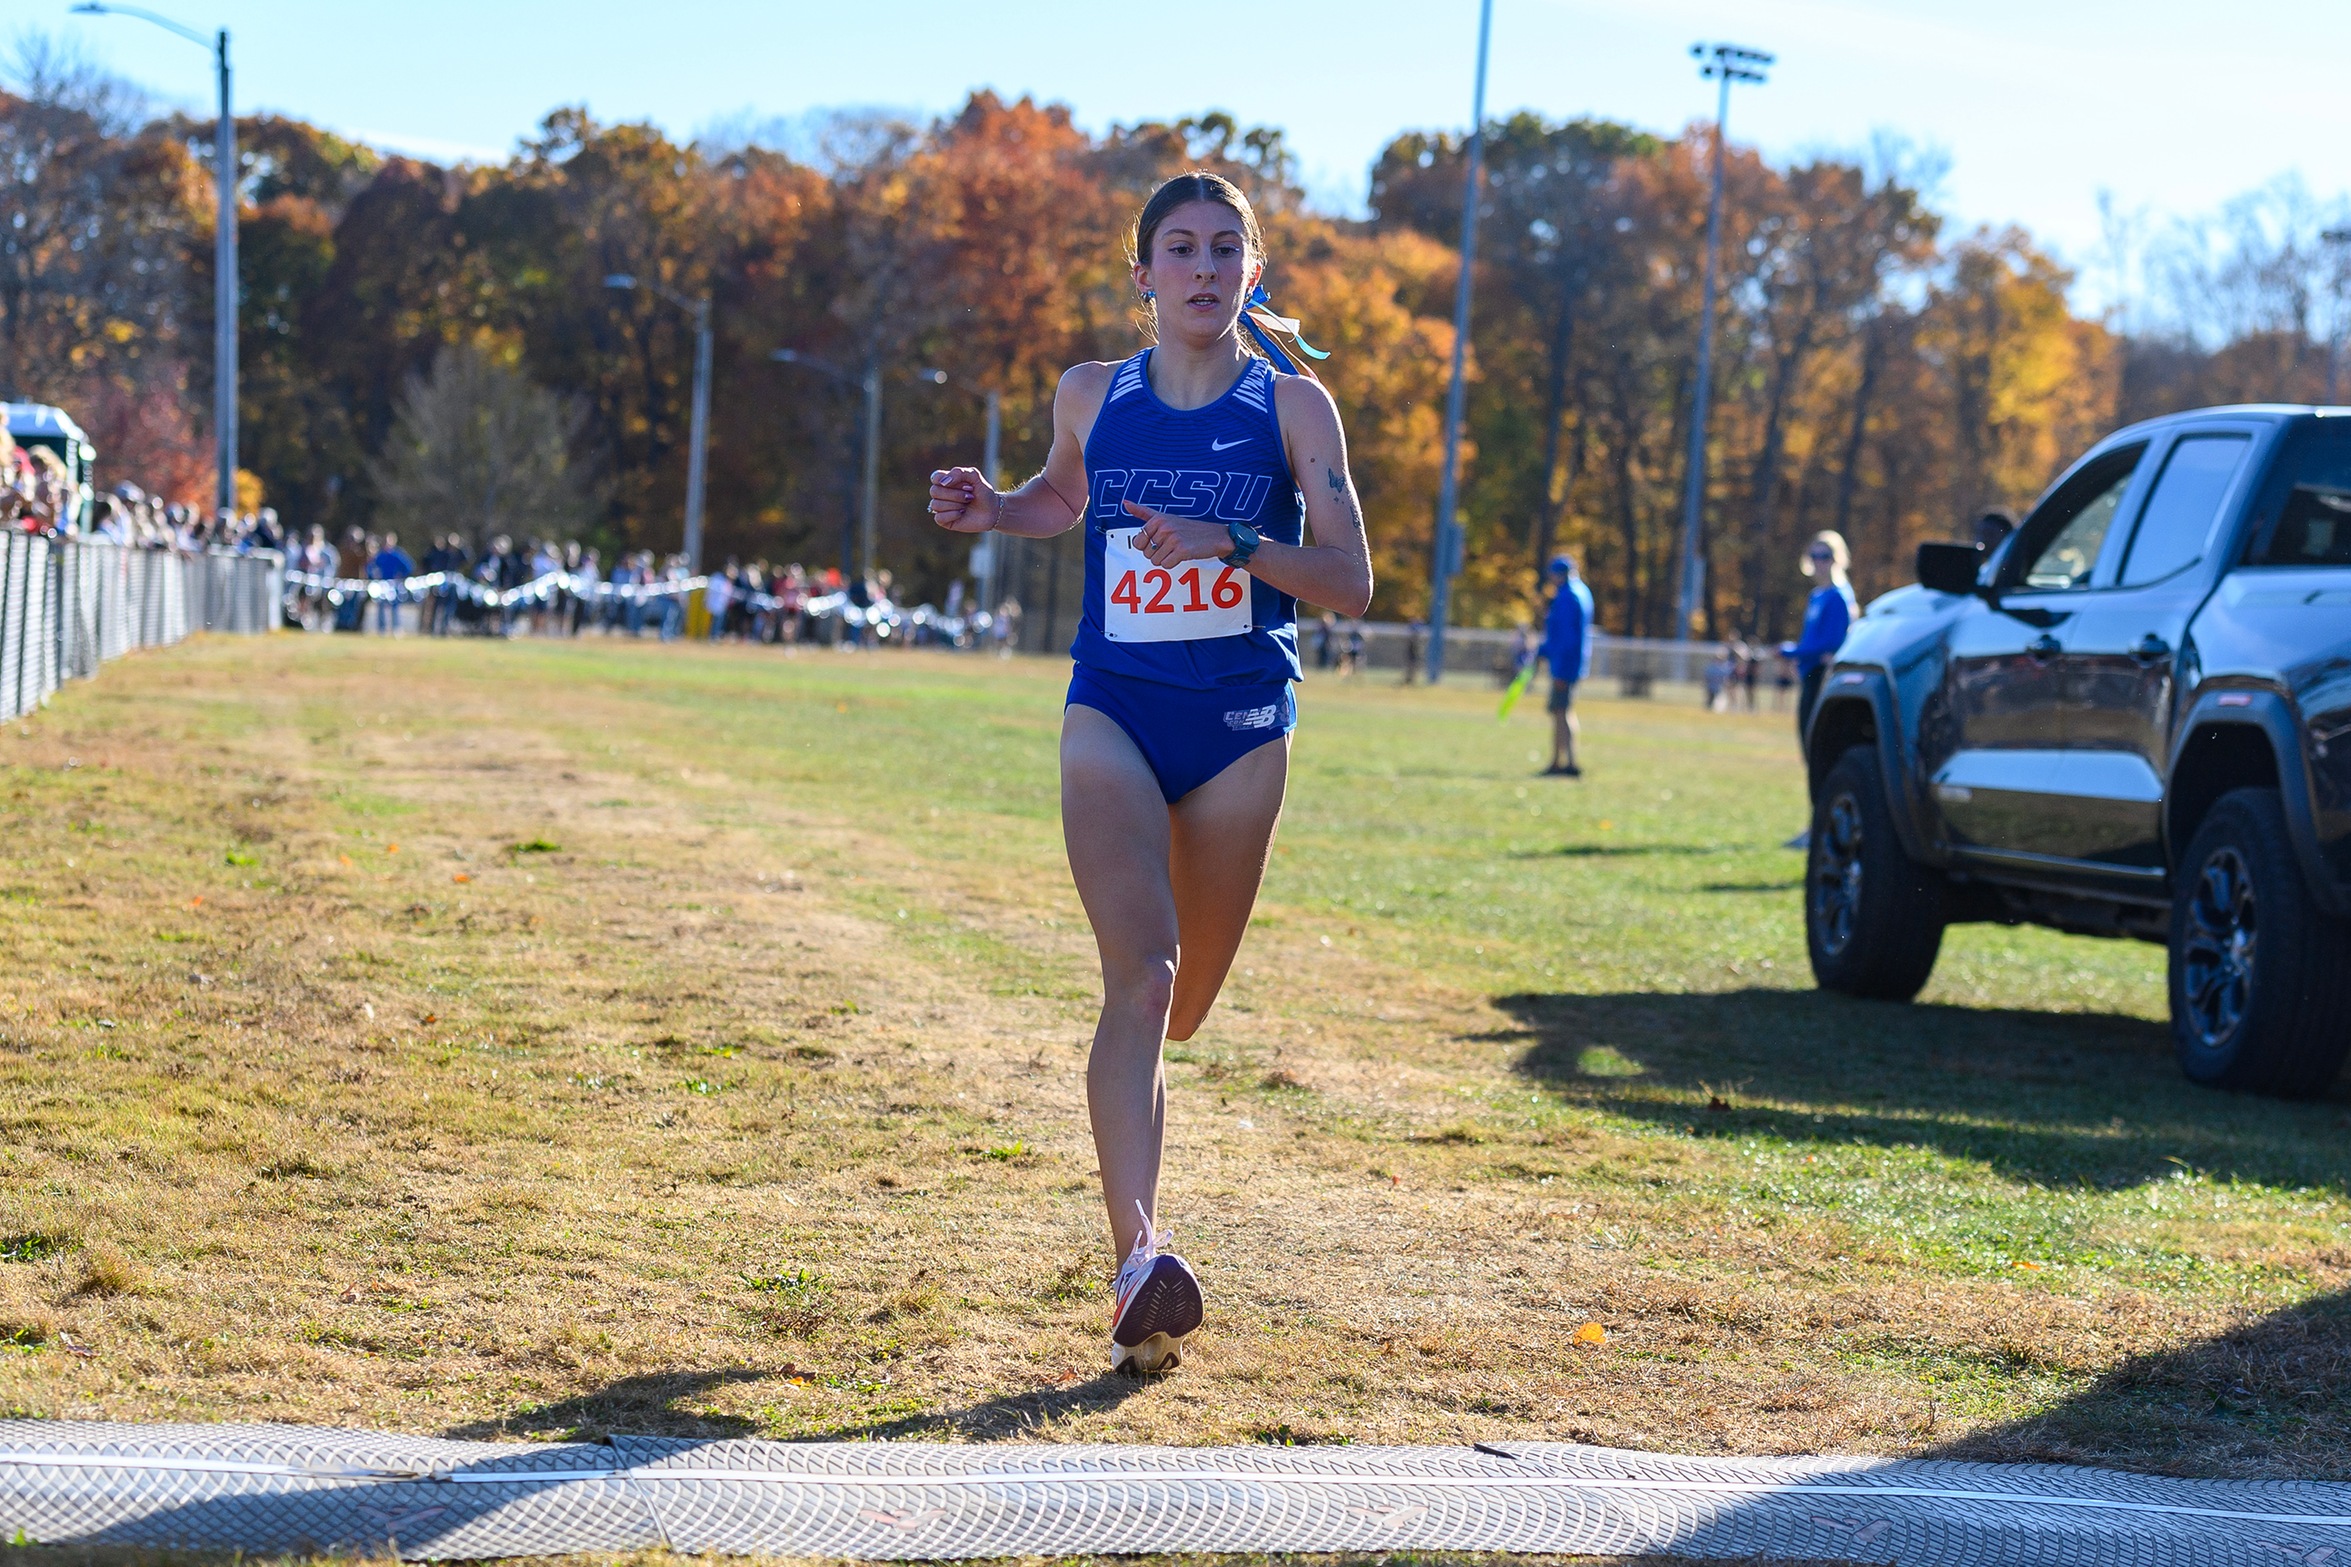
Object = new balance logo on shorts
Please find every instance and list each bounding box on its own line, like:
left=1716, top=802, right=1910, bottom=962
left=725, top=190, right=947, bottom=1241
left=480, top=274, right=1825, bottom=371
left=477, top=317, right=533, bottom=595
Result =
left=1222, top=703, right=1281, bottom=732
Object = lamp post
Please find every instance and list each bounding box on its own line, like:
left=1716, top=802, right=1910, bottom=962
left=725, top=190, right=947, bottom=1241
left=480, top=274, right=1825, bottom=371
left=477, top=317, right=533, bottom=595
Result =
left=73, top=3, right=235, bottom=516
left=605, top=274, right=712, bottom=572
left=1424, top=0, right=1494, bottom=684
left=918, top=369, right=1002, bottom=611
left=2323, top=227, right=2351, bottom=404
left=773, top=349, right=882, bottom=589
left=1672, top=41, right=1772, bottom=643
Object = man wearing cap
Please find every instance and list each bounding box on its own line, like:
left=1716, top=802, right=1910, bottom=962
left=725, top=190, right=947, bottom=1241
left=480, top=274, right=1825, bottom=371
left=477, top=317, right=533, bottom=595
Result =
left=1540, top=553, right=1594, bottom=778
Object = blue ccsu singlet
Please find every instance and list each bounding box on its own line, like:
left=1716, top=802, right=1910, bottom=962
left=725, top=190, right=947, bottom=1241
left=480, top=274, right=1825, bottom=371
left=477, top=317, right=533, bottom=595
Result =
left=1067, top=349, right=1306, bottom=802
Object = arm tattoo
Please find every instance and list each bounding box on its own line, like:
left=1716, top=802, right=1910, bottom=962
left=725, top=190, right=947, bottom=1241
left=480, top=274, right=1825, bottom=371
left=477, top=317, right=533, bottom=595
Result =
left=1325, top=465, right=1366, bottom=537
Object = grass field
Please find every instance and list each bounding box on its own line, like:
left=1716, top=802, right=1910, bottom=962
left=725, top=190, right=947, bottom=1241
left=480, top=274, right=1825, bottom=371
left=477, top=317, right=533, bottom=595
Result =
left=0, top=635, right=2345, bottom=1488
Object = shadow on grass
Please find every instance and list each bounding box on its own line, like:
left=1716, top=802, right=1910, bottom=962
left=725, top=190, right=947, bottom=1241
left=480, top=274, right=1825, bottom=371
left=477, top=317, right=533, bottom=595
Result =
left=1510, top=842, right=1748, bottom=859
left=1933, top=1286, right=2351, bottom=1480
left=814, top=1368, right=1153, bottom=1442
left=1496, top=988, right=2351, bottom=1192
left=439, top=1367, right=771, bottom=1441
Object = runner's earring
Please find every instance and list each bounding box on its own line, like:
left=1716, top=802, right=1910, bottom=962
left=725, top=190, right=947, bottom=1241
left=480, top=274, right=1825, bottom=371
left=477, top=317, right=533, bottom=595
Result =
left=1140, top=288, right=1156, bottom=301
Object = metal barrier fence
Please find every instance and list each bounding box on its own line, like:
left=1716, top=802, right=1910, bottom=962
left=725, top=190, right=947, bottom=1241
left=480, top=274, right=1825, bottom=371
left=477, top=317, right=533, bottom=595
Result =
left=0, top=538, right=281, bottom=722
left=1307, top=623, right=1727, bottom=695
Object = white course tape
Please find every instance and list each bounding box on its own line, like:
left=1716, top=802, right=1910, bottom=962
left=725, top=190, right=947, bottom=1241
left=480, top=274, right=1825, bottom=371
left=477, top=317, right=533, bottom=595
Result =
left=5, top=1450, right=2351, bottom=1529
left=4, top=1422, right=2347, bottom=1563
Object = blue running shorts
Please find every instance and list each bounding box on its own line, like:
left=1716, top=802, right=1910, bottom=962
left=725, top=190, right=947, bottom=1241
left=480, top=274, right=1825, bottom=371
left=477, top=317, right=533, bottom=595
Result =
left=1066, top=665, right=1296, bottom=803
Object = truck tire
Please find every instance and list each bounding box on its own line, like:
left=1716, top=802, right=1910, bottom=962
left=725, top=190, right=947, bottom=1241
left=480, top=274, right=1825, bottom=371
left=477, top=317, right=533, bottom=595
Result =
left=2169, top=787, right=2351, bottom=1096
left=1806, top=745, right=1946, bottom=1001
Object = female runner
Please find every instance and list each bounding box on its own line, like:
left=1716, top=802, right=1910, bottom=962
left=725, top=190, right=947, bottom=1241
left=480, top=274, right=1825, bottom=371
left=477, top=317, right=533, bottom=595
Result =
left=928, top=171, right=1373, bottom=1373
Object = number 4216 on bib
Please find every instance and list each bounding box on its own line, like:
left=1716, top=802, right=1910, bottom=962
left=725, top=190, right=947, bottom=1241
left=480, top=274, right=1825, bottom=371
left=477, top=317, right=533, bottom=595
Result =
left=1102, top=526, right=1252, bottom=643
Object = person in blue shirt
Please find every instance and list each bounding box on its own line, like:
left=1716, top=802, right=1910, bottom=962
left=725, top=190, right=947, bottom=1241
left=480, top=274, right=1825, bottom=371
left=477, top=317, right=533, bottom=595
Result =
left=1782, top=529, right=1857, bottom=743
left=368, top=531, right=415, bottom=634
left=1540, top=553, right=1595, bottom=777
left=925, top=171, right=1373, bottom=1376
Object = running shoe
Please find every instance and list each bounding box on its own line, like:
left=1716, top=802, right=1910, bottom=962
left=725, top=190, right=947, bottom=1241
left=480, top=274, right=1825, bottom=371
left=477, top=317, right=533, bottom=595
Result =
left=1109, top=1205, right=1203, bottom=1374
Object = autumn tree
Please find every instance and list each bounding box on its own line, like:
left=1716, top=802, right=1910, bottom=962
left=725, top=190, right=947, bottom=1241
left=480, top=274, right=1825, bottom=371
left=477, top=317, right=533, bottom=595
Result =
left=367, top=341, right=598, bottom=546
left=0, top=36, right=210, bottom=502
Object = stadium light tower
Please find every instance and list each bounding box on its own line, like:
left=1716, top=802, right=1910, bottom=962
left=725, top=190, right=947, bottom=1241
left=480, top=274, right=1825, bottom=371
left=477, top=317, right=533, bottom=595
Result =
left=1673, top=41, right=1772, bottom=643
left=72, top=3, right=237, bottom=516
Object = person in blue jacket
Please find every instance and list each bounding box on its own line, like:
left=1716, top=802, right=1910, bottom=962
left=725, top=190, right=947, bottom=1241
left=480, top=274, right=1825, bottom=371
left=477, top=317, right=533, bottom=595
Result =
left=1781, top=529, right=1857, bottom=743
left=1540, top=553, right=1594, bottom=777
left=368, top=531, right=415, bottom=635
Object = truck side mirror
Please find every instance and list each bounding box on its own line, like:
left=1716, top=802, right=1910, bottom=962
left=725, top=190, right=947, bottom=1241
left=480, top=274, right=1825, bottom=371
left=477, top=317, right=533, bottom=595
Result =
left=1916, top=540, right=1985, bottom=596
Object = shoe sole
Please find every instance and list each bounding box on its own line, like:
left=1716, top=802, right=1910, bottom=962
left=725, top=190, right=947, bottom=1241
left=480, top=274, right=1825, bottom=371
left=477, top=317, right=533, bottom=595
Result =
left=1111, top=1257, right=1203, bottom=1373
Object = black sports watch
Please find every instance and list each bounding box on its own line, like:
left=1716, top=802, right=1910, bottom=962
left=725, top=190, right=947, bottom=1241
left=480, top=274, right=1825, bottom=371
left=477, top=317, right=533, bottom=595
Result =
left=1223, top=521, right=1262, bottom=568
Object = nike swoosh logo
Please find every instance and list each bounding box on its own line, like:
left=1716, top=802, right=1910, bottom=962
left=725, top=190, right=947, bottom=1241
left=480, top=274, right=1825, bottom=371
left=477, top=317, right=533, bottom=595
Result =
left=1210, top=437, right=1245, bottom=452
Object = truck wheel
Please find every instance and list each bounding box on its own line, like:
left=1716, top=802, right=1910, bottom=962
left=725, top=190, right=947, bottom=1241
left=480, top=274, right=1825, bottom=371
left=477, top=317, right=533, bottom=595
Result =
left=2169, top=787, right=2351, bottom=1096
left=1806, top=745, right=1946, bottom=1001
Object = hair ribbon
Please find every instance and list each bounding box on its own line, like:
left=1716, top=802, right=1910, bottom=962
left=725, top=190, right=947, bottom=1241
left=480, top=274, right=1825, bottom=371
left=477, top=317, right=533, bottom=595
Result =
left=1240, top=283, right=1329, bottom=375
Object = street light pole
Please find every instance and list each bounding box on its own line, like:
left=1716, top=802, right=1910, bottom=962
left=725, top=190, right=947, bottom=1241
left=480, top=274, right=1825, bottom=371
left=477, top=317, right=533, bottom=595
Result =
left=211, top=25, right=234, bottom=516
left=1673, top=41, right=1772, bottom=643
left=1424, top=0, right=1493, bottom=685
left=860, top=360, right=882, bottom=588
left=606, top=274, right=713, bottom=571
left=681, top=295, right=712, bottom=573
left=73, top=4, right=235, bottom=515
left=773, top=348, right=879, bottom=589
left=980, top=387, right=1003, bottom=610
left=919, top=371, right=1006, bottom=611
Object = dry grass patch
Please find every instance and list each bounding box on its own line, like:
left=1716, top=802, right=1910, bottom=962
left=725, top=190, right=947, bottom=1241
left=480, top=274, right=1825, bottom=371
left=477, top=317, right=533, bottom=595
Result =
left=0, top=637, right=2341, bottom=1483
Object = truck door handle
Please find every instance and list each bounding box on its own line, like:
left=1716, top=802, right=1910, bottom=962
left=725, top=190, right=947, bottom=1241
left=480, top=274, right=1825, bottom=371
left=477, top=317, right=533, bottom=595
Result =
left=2132, top=633, right=2171, bottom=665
left=2026, top=634, right=2061, bottom=663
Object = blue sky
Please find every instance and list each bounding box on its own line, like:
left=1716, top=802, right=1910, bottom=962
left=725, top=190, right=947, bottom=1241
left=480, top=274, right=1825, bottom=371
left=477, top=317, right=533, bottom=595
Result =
left=19, top=0, right=2351, bottom=307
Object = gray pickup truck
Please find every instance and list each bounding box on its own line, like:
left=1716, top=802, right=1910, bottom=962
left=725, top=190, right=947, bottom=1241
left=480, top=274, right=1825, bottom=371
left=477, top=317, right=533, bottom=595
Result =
left=1803, top=404, right=2351, bottom=1096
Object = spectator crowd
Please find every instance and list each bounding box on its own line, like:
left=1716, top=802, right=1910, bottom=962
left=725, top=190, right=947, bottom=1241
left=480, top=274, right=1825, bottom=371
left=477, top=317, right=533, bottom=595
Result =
left=4, top=424, right=287, bottom=553
left=285, top=525, right=1024, bottom=654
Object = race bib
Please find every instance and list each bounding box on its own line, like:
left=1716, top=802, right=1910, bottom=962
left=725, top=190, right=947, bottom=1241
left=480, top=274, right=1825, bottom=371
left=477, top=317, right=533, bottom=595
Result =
left=1102, top=528, right=1252, bottom=643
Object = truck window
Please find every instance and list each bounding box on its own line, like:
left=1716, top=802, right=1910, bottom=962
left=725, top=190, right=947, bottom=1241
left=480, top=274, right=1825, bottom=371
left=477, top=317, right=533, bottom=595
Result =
left=2012, top=444, right=2145, bottom=590
left=2119, top=433, right=2250, bottom=586
left=2248, top=421, right=2351, bottom=566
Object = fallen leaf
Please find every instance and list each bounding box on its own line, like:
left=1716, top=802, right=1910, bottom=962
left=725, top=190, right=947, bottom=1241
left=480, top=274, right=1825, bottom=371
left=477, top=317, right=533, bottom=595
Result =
left=422, top=1013, right=438, bottom=1025
left=339, top=855, right=353, bottom=866
left=453, top=873, right=470, bottom=884
left=386, top=844, right=399, bottom=855
left=2012, top=1260, right=2042, bottom=1271
left=187, top=896, right=203, bottom=909
left=1572, top=1321, right=1608, bottom=1347
left=338, top=1286, right=359, bottom=1303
